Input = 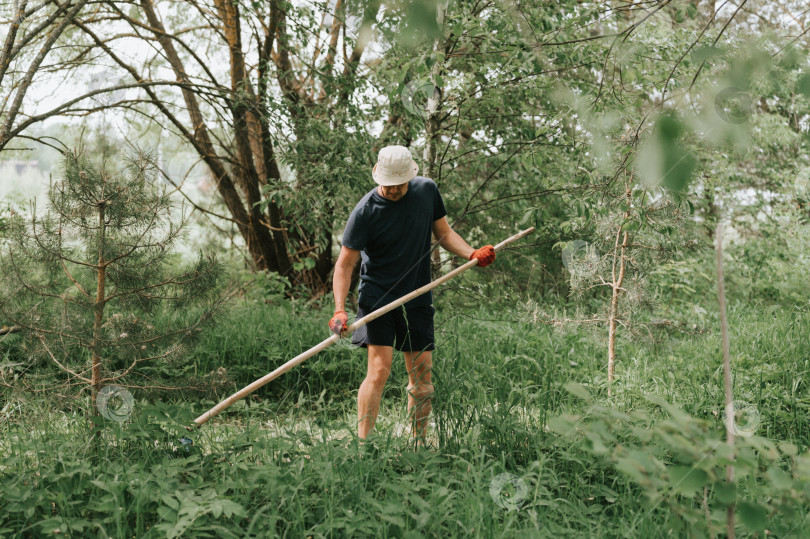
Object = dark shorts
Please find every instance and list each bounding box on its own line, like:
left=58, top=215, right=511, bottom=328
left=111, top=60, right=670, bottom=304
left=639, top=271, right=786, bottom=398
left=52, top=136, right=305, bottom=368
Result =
left=351, top=303, right=435, bottom=352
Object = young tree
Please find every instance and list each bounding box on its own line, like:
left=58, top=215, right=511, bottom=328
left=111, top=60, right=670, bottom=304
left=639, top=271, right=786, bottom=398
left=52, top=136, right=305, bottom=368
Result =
left=0, top=149, right=224, bottom=419
left=526, top=153, right=701, bottom=397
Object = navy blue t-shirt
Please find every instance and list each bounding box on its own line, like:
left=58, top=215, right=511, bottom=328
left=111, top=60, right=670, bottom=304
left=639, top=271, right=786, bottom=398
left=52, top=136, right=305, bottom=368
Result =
left=342, top=176, right=447, bottom=309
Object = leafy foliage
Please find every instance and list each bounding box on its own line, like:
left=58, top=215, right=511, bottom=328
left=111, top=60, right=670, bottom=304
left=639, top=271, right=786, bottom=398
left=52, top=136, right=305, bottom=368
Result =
left=552, top=388, right=810, bottom=535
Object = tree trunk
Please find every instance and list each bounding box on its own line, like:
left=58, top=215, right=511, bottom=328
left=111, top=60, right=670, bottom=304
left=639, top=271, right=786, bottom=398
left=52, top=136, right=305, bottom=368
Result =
left=716, top=222, right=736, bottom=539
left=91, top=197, right=107, bottom=436
left=214, top=0, right=292, bottom=277
left=607, top=177, right=631, bottom=396
left=425, top=3, right=446, bottom=269
left=140, top=0, right=287, bottom=276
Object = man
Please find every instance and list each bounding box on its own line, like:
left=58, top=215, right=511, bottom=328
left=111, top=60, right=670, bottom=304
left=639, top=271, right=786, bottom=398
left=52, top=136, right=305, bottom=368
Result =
left=329, top=145, right=495, bottom=443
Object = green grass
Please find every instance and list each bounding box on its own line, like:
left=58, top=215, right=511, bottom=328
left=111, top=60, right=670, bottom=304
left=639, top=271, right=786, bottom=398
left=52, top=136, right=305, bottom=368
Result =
left=1, top=285, right=810, bottom=536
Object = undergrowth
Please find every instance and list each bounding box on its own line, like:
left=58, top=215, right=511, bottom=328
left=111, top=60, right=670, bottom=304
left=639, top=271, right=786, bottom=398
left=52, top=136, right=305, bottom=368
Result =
left=2, top=281, right=809, bottom=536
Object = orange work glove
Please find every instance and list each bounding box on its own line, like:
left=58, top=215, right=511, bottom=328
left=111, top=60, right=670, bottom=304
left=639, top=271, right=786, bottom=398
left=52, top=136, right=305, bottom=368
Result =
left=329, top=310, right=349, bottom=335
left=469, top=245, right=495, bottom=267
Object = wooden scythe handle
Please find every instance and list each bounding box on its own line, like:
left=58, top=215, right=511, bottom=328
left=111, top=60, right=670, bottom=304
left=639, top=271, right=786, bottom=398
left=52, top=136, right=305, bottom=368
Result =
left=193, top=227, right=535, bottom=427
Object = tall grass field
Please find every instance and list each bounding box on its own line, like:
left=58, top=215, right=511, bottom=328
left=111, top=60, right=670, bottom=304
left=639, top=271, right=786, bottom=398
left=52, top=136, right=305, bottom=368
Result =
left=1, top=262, right=809, bottom=537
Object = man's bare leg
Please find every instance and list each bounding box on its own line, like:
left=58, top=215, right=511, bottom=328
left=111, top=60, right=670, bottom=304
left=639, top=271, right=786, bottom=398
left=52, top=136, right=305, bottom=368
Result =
left=405, top=350, right=433, bottom=444
left=358, top=344, right=393, bottom=439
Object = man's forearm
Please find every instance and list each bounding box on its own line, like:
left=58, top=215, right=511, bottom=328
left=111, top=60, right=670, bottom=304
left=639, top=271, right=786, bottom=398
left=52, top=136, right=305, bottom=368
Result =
left=437, top=228, right=475, bottom=260
left=333, top=263, right=352, bottom=312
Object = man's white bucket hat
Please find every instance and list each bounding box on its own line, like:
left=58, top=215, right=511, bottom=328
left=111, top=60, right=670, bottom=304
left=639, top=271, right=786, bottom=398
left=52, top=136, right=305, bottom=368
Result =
left=372, top=145, right=418, bottom=186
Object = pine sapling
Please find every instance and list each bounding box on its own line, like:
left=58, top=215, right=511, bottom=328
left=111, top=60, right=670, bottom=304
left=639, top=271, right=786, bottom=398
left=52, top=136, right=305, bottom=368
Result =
left=0, top=149, right=225, bottom=430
